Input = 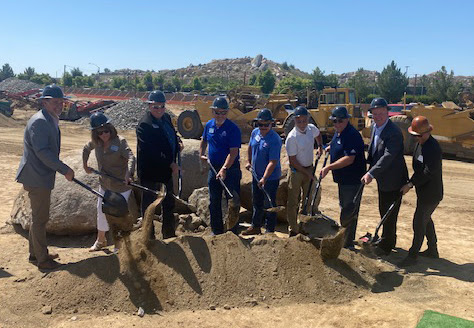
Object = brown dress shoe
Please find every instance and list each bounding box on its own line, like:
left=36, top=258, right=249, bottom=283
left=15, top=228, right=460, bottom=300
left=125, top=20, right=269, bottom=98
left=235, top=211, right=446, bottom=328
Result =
left=28, top=253, right=59, bottom=264
left=241, top=226, right=261, bottom=236
left=38, top=259, right=62, bottom=271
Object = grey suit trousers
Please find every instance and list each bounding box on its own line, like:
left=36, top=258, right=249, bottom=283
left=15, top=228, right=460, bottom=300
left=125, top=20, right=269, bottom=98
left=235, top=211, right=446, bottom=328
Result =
left=25, top=186, right=52, bottom=263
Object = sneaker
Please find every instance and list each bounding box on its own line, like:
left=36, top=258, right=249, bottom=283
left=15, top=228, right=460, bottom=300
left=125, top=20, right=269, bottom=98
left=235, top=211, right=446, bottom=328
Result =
left=28, top=252, right=59, bottom=264
left=241, top=226, right=262, bottom=236
left=38, top=259, right=62, bottom=270
left=89, top=240, right=107, bottom=252
left=419, top=248, right=439, bottom=259
left=398, top=255, right=418, bottom=267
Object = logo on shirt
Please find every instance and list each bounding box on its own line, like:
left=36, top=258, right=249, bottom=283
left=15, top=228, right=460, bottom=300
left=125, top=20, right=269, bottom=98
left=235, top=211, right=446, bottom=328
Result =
left=255, top=134, right=261, bottom=142
left=152, top=124, right=159, bottom=129
left=350, top=149, right=356, bottom=154
left=209, top=128, right=215, bottom=134
left=262, top=142, right=268, bottom=148
left=221, top=131, right=227, bottom=137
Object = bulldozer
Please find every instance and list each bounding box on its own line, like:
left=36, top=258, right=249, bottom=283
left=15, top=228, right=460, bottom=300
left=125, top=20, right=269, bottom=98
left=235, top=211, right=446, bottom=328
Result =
left=282, top=87, right=365, bottom=142
left=389, top=101, right=474, bottom=160
left=176, top=86, right=298, bottom=141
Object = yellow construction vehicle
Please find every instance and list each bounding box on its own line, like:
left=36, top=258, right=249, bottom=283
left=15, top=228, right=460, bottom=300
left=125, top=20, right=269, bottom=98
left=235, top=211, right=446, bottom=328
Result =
left=282, top=87, right=365, bottom=141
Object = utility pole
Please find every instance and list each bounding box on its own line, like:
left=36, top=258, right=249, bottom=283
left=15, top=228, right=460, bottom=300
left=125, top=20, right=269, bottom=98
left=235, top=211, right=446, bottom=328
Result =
left=405, top=66, right=410, bottom=75
left=414, top=74, right=418, bottom=97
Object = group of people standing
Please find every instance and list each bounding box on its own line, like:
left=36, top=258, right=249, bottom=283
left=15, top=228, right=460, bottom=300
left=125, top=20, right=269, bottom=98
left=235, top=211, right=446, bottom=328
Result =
left=16, top=85, right=443, bottom=270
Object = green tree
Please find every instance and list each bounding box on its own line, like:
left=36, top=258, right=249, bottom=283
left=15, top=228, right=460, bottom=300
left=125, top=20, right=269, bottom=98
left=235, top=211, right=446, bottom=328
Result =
left=70, top=67, right=83, bottom=78
left=311, top=67, right=327, bottom=91
left=21, top=67, right=36, bottom=80
left=377, top=60, right=408, bottom=103
left=428, top=66, right=462, bottom=102
left=256, top=69, right=276, bottom=94
left=281, top=62, right=289, bottom=70
left=30, top=73, right=53, bottom=85
left=103, top=68, right=111, bottom=73
left=143, top=72, right=154, bottom=91
left=62, top=72, right=73, bottom=87
left=172, top=77, right=182, bottom=92
left=249, top=74, right=257, bottom=85
left=112, top=76, right=125, bottom=89
left=163, top=80, right=176, bottom=92
left=0, top=63, right=15, bottom=81
left=347, top=68, right=373, bottom=102
left=418, top=74, right=430, bottom=95
left=275, top=76, right=312, bottom=93
left=192, top=77, right=203, bottom=91
left=73, top=76, right=86, bottom=87
left=153, top=74, right=164, bottom=90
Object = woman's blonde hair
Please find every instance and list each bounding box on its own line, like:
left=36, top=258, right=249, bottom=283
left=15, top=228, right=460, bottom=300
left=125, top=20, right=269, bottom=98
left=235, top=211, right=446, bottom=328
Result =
left=91, top=123, right=118, bottom=146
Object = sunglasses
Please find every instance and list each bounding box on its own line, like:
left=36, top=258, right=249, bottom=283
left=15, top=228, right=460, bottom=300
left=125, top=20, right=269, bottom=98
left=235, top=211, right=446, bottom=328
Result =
left=151, top=104, right=166, bottom=109
left=257, top=123, right=271, bottom=127
left=331, top=118, right=344, bottom=123
left=97, top=130, right=110, bottom=136
left=414, top=134, right=424, bottom=138
left=213, top=110, right=228, bottom=116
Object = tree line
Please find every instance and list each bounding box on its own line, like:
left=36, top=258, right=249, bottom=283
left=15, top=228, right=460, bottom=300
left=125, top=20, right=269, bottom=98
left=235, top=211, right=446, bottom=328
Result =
left=1, top=61, right=471, bottom=104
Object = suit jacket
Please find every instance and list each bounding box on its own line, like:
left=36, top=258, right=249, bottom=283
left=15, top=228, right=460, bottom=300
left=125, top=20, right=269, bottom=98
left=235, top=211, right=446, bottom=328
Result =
left=367, top=119, right=408, bottom=192
left=16, top=109, right=70, bottom=190
left=136, top=111, right=179, bottom=183
left=411, top=135, right=443, bottom=203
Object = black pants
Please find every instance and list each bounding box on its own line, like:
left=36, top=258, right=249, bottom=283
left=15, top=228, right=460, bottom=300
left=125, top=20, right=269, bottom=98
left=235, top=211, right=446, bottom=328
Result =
left=338, top=184, right=363, bottom=248
left=140, top=178, right=176, bottom=239
left=378, top=189, right=402, bottom=252
left=408, top=200, right=439, bottom=257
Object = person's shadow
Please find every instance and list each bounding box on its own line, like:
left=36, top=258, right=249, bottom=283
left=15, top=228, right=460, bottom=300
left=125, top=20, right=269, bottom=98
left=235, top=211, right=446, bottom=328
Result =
left=0, top=268, right=12, bottom=278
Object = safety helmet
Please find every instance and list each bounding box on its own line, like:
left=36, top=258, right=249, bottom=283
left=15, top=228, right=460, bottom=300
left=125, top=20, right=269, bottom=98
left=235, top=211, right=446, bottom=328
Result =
left=369, top=98, right=388, bottom=110
left=210, top=97, right=229, bottom=110
left=329, top=106, right=351, bottom=120
left=89, top=112, right=111, bottom=130
left=147, top=90, right=166, bottom=103
left=408, top=116, right=433, bottom=136
left=256, top=108, right=274, bottom=121
left=294, top=106, right=309, bottom=117
left=40, top=85, right=66, bottom=99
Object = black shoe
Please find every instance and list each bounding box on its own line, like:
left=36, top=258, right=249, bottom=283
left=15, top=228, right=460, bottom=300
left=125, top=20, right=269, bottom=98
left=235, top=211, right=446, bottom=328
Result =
left=289, top=231, right=298, bottom=237
left=398, top=255, right=418, bottom=267
left=374, top=246, right=391, bottom=257
left=419, top=248, right=439, bottom=259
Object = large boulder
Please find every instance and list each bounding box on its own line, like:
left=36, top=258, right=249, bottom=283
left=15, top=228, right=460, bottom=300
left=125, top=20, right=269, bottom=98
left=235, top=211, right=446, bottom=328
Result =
left=9, top=150, right=101, bottom=235
left=188, top=187, right=228, bottom=227
left=172, top=139, right=208, bottom=200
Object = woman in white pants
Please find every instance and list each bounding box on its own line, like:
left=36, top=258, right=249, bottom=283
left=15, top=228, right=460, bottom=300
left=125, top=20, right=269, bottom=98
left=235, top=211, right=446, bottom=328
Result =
left=82, top=112, right=135, bottom=251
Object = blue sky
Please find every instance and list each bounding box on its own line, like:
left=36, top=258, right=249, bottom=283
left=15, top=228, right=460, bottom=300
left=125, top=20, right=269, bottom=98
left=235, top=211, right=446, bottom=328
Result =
left=2, top=0, right=473, bottom=78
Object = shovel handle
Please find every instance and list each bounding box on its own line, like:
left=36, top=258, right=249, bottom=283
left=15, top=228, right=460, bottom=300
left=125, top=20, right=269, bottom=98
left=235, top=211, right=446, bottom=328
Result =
left=207, top=159, right=234, bottom=199
left=177, top=151, right=183, bottom=198
left=92, top=169, right=161, bottom=196
left=72, top=178, right=104, bottom=198
left=248, top=167, right=273, bottom=204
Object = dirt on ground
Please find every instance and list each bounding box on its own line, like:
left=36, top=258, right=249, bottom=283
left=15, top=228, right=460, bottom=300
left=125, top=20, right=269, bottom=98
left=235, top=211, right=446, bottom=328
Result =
left=0, top=107, right=473, bottom=328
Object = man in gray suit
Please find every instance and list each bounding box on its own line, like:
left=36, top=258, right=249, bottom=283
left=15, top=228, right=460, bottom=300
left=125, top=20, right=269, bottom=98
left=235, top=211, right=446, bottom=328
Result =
left=16, top=85, right=74, bottom=270
left=361, top=98, right=408, bottom=256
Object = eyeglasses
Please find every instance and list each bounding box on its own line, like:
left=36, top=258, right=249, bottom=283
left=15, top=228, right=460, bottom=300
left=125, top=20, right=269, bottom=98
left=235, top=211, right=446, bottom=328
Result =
left=97, top=130, right=110, bottom=136
left=331, top=119, right=344, bottom=123
left=151, top=104, right=165, bottom=109
left=213, top=110, right=228, bottom=116
left=257, top=123, right=271, bottom=127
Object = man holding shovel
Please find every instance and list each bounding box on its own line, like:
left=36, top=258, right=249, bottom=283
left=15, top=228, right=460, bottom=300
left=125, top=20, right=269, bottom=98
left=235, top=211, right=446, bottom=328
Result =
left=361, top=98, right=408, bottom=256
left=398, top=116, right=443, bottom=267
left=242, top=108, right=282, bottom=235
left=285, top=106, right=323, bottom=237
left=320, top=106, right=366, bottom=251
left=199, top=97, right=242, bottom=235
left=137, top=90, right=182, bottom=240
left=16, top=85, right=75, bottom=270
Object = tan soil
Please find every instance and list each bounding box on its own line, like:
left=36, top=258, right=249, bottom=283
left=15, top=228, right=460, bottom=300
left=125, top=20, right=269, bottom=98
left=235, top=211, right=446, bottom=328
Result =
left=0, top=107, right=473, bottom=328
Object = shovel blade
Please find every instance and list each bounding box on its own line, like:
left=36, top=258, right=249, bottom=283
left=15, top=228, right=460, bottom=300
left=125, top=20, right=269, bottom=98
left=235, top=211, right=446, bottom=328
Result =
left=102, top=190, right=129, bottom=217
left=264, top=206, right=285, bottom=213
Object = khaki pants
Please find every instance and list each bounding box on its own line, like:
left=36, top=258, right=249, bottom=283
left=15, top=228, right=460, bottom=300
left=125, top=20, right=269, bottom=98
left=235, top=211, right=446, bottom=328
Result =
left=25, top=186, right=52, bottom=263
left=286, top=168, right=322, bottom=233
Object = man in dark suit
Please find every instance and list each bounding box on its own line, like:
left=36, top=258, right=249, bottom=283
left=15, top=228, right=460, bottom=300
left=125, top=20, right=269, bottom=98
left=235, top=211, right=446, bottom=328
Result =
left=16, top=85, right=75, bottom=270
left=136, top=90, right=181, bottom=239
left=361, top=98, right=408, bottom=256
left=398, top=116, right=443, bottom=267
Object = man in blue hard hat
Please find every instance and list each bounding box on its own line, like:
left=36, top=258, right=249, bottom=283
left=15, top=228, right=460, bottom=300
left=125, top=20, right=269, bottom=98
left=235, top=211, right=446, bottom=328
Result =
left=136, top=90, right=182, bottom=240
left=199, top=96, right=242, bottom=235
left=16, top=85, right=75, bottom=271
left=320, top=106, right=366, bottom=250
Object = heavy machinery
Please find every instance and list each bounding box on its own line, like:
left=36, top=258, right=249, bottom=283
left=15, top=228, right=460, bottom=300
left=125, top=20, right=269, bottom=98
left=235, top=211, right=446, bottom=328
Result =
left=176, top=86, right=297, bottom=141
left=0, top=89, right=42, bottom=115
left=60, top=99, right=116, bottom=121
left=283, top=87, right=365, bottom=142
left=0, top=99, right=13, bottom=117
left=390, top=102, right=474, bottom=160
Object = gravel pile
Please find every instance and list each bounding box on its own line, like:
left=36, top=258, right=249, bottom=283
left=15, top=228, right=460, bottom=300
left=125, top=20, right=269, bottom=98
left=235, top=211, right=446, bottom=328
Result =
left=0, top=78, right=42, bottom=93
left=104, top=98, right=176, bottom=130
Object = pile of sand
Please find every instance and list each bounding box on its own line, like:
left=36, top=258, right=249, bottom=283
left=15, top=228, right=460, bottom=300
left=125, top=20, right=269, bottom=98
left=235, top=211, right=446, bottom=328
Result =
left=0, top=113, right=21, bottom=128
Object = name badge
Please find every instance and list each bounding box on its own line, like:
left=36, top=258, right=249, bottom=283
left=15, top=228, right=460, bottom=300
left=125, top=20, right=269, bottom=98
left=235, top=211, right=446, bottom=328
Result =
left=255, top=135, right=261, bottom=142
left=110, top=145, right=119, bottom=152
left=152, top=124, right=159, bottom=129
left=417, top=155, right=424, bottom=163
left=209, top=128, right=215, bottom=134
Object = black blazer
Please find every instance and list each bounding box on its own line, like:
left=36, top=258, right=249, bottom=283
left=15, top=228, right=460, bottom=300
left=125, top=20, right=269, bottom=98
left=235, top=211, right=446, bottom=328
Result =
left=136, top=111, right=179, bottom=183
left=367, top=119, right=408, bottom=192
left=410, top=135, right=443, bottom=203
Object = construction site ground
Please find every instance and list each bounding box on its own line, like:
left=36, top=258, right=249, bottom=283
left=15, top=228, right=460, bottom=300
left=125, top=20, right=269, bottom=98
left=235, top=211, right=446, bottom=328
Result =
left=0, top=106, right=473, bottom=328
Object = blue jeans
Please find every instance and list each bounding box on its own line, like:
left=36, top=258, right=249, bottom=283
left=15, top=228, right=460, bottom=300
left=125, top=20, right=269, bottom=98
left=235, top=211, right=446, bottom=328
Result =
left=208, top=166, right=241, bottom=235
left=251, top=178, right=279, bottom=232
left=338, top=184, right=363, bottom=247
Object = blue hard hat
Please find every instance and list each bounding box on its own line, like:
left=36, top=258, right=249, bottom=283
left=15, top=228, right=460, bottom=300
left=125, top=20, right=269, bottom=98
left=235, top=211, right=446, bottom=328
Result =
left=89, top=112, right=111, bottom=130
left=40, top=85, right=66, bottom=99
left=147, top=90, right=166, bottom=103
left=210, top=97, right=229, bottom=110
left=256, top=108, right=274, bottom=121
left=294, top=106, right=309, bottom=117
left=329, top=106, right=351, bottom=119
left=369, top=98, right=388, bottom=110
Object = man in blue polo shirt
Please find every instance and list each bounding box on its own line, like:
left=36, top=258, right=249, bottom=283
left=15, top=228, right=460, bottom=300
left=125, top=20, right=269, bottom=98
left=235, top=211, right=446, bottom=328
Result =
left=199, top=97, right=242, bottom=235
left=321, top=106, right=366, bottom=250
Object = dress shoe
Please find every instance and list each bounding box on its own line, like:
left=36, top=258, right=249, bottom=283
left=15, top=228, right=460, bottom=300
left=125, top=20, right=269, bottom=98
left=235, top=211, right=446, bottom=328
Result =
left=28, top=253, right=59, bottom=264
left=419, top=248, right=439, bottom=259
left=241, top=226, right=261, bottom=236
left=398, top=255, right=418, bottom=267
left=289, top=231, right=298, bottom=237
left=38, top=259, right=62, bottom=271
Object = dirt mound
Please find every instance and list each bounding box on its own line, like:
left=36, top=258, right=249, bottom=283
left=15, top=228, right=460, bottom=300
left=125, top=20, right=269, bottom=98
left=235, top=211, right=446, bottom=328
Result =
left=0, top=113, right=21, bottom=127
left=0, top=77, right=41, bottom=93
